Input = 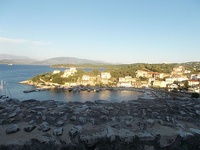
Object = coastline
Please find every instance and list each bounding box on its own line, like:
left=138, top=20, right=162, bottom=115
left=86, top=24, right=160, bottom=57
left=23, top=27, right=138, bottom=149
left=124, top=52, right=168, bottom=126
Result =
left=1, top=95, right=200, bottom=149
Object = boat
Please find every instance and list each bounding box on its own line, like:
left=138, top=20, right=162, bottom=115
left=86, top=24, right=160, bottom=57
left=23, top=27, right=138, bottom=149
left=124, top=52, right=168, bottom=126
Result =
left=8, top=63, right=13, bottom=66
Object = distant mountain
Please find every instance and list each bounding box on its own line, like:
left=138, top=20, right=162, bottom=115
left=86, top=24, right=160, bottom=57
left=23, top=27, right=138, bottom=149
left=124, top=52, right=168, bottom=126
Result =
left=0, top=54, right=109, bottom=65
left=0, top=54, right=32, bottom=60
left=0, top=54, right=38, bottom=64
left=35, top=57, right=108, bottom=65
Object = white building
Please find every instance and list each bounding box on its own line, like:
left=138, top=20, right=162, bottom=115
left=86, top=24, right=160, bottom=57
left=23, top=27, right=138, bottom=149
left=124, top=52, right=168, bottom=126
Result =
left=82, top=75, right=91, bottom=81
left=165, top=78, right=175, bottom=85
left=117, top=82, right=132, bottom=87
left=153, top=80, right=167, bottom=88
left=53, top=70, right=61, bottom=74
left=188, top=80, right=199, bottom=86
left=62, top=68, right=77, bottom=78
left=136, top=70, right=148, bottom=78
left=101, top=72, right=111, bottom=79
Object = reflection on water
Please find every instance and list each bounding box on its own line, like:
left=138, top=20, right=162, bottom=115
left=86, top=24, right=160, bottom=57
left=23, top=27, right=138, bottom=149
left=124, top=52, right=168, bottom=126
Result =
left=47, top=90, right=142, bottom=102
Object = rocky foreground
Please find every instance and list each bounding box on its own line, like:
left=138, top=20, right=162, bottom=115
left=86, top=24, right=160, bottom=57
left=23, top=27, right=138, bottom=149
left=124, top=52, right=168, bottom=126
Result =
left=0, top=96, right=200, bottom=150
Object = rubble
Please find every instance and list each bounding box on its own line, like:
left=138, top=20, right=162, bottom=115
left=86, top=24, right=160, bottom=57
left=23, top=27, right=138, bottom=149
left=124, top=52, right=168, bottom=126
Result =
left=0, top=96, right=200, bottom=149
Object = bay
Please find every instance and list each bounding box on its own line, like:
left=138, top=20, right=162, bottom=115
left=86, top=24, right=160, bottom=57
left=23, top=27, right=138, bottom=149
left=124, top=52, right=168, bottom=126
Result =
left=0, top=64, right=141, bottom=102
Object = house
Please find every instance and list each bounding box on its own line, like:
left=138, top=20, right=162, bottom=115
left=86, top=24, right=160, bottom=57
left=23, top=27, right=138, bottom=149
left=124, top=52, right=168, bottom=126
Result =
left=101, top=72, right=111, bottom=79
left=168, top=84, right=178, bottom=89
left=100, top=72, right=111, bottom=84
left=147, top=72, right=161, bottom=79
left=188, top=80, right=199, bottom=87
left=119, top=77, right=126, bottom=82
left=117, top=76, right=135, bottom=87
left=171, top=66, right=185, bottom=76
left=125, top=76, right=136, bottom=82
left=136, top=70, right=148, bottom=78
left=81, top=75, right=96, bottom=86
left=165, top=78, right=175, bottom=85
left=153, top=80, right=167, bottom=88
left=119, top=76, right=135, bottom=82
left=117, top=82, right=132, bottom=87
left=62, top=68, right=77, bottom=78
left=173, top=75, right=188, bottom=82
left=191, top=74, right=200, bottom=80
left=82, top=75, right=91, bottom=81
left=53, top=70, right=61, bottom=74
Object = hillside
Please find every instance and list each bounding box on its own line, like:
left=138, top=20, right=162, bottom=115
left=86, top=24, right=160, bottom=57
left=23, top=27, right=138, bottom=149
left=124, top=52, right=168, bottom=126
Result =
left=0, top=54, right=108, bottom=65
left=35, top=57, right=108, bottom=65
left=0, top=54, right=37, bottom=64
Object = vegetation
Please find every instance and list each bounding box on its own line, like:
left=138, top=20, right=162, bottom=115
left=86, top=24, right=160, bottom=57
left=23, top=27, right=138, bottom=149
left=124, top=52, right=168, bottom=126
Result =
left=30, top=62, right=200, bottom=85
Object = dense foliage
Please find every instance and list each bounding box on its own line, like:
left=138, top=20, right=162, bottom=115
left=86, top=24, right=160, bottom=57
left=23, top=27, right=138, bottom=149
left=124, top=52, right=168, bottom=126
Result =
left=108, top=63, right=176, bottom=78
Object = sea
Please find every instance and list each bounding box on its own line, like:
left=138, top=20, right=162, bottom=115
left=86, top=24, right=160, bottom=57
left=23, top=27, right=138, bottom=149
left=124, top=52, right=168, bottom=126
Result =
left=0, top=64, right=142, bottom=102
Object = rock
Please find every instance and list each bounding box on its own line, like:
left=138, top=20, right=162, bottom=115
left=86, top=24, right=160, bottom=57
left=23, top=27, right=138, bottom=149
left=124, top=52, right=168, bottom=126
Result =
left=177, top=129, right=194, bottom=139
left=146, top=119, right=154, bottom=127
left=37, top=111, right=43, bottom=115
left=194, top=105, right=200, bottom=108
left=55, top=120, right=65, bottom=127
left=152, top=112, right=159, bottom=118
left=159, top=135, right=176, bottom=148
left=106, top=127, right=116, bottom=142
left=189, top=128, right=200, bottom=135
left=15, top=107, right=21, bottom=113
left=30, top=110, right=36, bottom=113
left=42, top=115, right=46, bottom=120
left=80, top=132, right=104, bottom=147
left=79, top=117, right=87, bottom=124
left=38, top=121, right=51, bottom=132
left=28, top=120, right=36, bottom=125
left=127, top=109, right=130, bottom=115
left=152, top=126, right=177, bottom=148
left=53, top=127, right=63, bottom=136
left=196, top=110, right=200, bottom=115
left=101, top=109, right=109, bottom=115
left=100, top=115, right=108, bottom=121
left=69, top=125, right=83, bottom=139
left=159, top=119, right=164, bottom=125
left=166, top=116, right=170, bottom=122
left=8, top=112, right=17, bottom=118
left=33, top=135, right=52, bottom=144
left=95, top=100, right=109, bottom=104
left=75, top=105, right=89, bottom=114
left=125, top=120, right=132, bottom=127
left=70, top=116, right=76, bottom=121
left=58, top=111, right=65, bottom=115
left=118, top=128, right=135, bottom=143
left=24, top=125, right=36, bottom=132
left=6, top=124, right=20, bottom=134
left=50, top=111, right=55, bottom=115
left=180, top=111, right=186, bottom=115
left=137, top=131, right=155, bottom=141
left=138, top=121, right=147, bottom=130
left=0, top=119, right=4, bottom=125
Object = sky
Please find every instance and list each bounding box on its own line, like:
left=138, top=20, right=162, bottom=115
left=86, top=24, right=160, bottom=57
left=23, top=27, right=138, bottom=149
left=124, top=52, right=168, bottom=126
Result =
left=0, top=0, right=200, bottom=64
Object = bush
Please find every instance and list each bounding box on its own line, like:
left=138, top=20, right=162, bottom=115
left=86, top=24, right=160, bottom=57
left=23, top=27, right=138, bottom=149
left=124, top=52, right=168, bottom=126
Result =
left=191, top=93, right=200, bottom=98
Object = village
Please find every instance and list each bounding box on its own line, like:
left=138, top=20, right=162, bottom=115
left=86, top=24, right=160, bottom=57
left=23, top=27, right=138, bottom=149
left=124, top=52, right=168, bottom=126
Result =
left=22, top=65, right=200, bottom=95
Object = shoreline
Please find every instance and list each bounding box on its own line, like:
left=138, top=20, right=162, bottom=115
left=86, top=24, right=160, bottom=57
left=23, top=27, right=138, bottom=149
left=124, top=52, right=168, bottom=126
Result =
left=1, top=95, right=200, bottom=149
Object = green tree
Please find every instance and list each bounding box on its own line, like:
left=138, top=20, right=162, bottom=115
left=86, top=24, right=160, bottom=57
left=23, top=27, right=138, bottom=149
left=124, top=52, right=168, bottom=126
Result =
left=183, top=80, right=189, bottom=89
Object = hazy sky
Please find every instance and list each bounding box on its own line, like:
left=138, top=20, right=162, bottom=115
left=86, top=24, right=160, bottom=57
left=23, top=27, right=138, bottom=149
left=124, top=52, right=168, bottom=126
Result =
left=0, top=0, right=200, bottom=63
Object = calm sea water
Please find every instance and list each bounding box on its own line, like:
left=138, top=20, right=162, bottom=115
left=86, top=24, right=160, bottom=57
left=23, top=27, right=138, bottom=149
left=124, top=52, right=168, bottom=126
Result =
left=0, top=64, right=141, bottom=102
